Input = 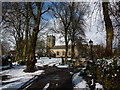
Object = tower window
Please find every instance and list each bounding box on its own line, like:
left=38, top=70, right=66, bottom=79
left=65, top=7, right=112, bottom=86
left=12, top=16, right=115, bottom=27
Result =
left=62, top=51, right=65, bottom=55
left=68, top=51, right=71, bottom=55
left=57, top=51, right=59, bottom=55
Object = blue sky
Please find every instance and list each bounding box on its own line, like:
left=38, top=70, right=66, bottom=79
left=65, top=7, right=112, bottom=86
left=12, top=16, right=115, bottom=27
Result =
left=42, top=2, right=106, bottom=46
left=42, top=2, right=52, bottom=20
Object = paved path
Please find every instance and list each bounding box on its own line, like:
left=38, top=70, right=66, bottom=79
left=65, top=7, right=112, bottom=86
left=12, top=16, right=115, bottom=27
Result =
left=20, top=66, right=81, bottom=90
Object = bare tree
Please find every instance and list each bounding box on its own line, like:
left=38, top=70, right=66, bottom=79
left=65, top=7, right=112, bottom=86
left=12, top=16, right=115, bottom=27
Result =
left=36, top=38, right=46, bottom=57
left=2, top=2, right=25, bottom=60
left=25, top=2, right=50, bottom=72
left=1, top=41, right=11, bottom=55
left=2, top=2, right=50, bottom=72
left=68, top=2, right=87, bottom=59
left=51, top=2, right=73, bottom=63
left=102, top=2, right=114, bottom=56
left=22, top=3, right=30, bottom=60
left=109, top=1, right=120, bottom=55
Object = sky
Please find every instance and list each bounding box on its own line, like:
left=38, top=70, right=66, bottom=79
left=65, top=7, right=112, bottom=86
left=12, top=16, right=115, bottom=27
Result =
left=84, top=2, right=106, bottom=45
left=42, top=1, right=120, bottom=47
left=1, top=1, right=108, bottom=49
left=44, top=2, right=106, bottom=46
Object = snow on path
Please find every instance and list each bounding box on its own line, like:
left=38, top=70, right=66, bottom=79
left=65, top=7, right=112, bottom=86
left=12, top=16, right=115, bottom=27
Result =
left=42, top=83, right=50, bottom=90
left=1, top=65, right=44, bottom=89
left=96, top=83, right=103, bottom=89
left=36, top=57, right=62, bottom=67
left=72, top=72, right=89, bottom=89
left=72, top=69, right=103, bottom=89
left=1, top=57, right=62, bottom=89
left=0, top=65, right=10, bottom=70
left=57, top=64, right=69, bottom=68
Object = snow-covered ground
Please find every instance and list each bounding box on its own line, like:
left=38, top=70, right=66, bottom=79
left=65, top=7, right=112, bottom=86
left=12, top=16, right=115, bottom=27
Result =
left=95, top=83, right=103, bottom=89
left=72, top=69, right=89, bottom=89
left=36, top=57, right=62, bottom=67
left=0, top=65, right=10, bottom=70
left=1, top=65, right=44, bottom=89
left=57, top=64, right=69, bottom=68
left=1, top=57, right=62, bottom=89
left=72, top=68, right=103, bottom=89
left=1, top=57, right=108, bottom=89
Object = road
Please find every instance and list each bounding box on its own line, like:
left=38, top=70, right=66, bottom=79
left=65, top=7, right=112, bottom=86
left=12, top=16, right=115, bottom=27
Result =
left=19, top=66, right=81, bottom=90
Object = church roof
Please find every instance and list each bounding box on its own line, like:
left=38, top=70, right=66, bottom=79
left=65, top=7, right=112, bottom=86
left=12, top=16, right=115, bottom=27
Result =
left=51, top=45, right=71, bottom=49
left=51, top=44, right=89, bottom=49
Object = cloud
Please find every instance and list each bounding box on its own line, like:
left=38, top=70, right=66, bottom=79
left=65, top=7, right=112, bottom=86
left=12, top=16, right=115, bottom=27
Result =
left=43, top=17, right=65, bottom=45
left=84, top=2, right=106, bottom=45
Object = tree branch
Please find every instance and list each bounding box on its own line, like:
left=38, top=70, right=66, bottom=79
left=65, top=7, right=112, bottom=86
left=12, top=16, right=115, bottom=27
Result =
left=29, top=2, right=36, bottom=20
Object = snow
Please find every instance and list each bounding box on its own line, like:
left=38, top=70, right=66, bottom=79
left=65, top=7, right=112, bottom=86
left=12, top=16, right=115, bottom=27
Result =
left=1, top=65, right=44, bottom=89
left=0, top=65, right=10, bottom=69
left=37, top=57, right=69, bottom=68
left=72, top=71, right=89, bottom=89
left=73, top=80, right=89, bottom=89
left=95, top=83, right=103, bottom=89
left=72, top=72, right=82, bottom=85
left=106, top=59, right=113, bottom=65
left=97, top=57, right=120, bottom=66
left=1, top=57, right=62, bottom=89
left=36, top=57, right=62, bottom=67
left=57, top=64, right=69, bottom=68
left=72, top=71, right=103, bottom=89
left=43, top=83, right=50, bottom=90
left=1, top=57, right=106, bottom=89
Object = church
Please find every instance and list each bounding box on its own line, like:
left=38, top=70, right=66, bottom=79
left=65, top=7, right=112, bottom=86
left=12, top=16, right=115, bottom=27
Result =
left=46, top=35, right=79, bottom=58
left=46, top=35, right=102, bottom=58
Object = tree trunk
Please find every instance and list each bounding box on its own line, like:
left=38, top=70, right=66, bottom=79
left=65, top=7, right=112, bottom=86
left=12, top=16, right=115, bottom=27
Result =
left=71, top=30, right=75, bottom=59
left=24, top=2, right=49, bottom=72
left=15, top=40, right=22, bottom=61
left=23, top=3, right=29, bottom=61
left=22, top=24, right=29, bottom=61
left=102, top=2, right=114, bottom=56
left=65, top=30, right=68, bottom=64
left=25, top=30, right=38, bottom=72
left=71, top=41, right=75, bottom=59
left=15, top=48, right=19, bottom=61
left=24, top=20, right=40, bottom=72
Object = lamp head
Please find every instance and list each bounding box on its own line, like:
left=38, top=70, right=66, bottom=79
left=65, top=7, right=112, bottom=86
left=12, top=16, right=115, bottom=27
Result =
left=89, top=40, right=93, bottom=46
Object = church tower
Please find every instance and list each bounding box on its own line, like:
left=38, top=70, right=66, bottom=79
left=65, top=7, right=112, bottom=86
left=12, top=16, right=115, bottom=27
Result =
left=46, top=35, right=55, bottom=56
left=47, top=35, right=55, bottom=48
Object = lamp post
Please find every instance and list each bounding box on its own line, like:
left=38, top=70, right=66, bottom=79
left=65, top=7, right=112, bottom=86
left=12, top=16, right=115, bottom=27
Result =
left=89, top=40, right=93, bottom=60
left=89, top=40, right=95, bottom=90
